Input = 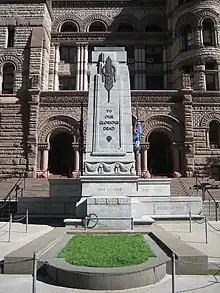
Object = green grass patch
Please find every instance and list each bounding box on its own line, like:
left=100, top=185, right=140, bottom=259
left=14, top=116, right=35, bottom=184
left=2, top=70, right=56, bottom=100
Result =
left=57, top=234, right=153, bottom=268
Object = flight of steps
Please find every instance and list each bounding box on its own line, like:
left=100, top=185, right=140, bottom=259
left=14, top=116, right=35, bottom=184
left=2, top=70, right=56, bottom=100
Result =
left=171, top=177, right=220, bottom=220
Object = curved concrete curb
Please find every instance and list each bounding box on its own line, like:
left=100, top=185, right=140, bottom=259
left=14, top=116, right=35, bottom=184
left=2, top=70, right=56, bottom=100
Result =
left=39, top=235, right=169, bottom=290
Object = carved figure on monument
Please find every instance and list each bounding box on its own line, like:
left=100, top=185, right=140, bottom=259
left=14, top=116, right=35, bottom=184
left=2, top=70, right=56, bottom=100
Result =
left=101, top=56, right=116, bottom=103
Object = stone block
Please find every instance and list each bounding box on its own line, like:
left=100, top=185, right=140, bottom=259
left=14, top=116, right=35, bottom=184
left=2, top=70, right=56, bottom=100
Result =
left=87, top=196, right=132, bottom=230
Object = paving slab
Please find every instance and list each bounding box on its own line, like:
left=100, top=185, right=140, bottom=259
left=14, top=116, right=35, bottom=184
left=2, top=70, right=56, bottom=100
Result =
left=0, top=274, right=220, bottom=293
left=0, top=222, right=53, bottom=261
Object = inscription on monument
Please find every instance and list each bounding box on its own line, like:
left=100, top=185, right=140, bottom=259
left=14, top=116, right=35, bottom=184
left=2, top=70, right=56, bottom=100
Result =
left=99, top=109, right=119, bottom=132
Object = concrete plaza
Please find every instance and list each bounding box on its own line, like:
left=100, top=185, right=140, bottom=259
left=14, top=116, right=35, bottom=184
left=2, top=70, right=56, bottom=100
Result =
left=0, top=220, right=220, bottom=292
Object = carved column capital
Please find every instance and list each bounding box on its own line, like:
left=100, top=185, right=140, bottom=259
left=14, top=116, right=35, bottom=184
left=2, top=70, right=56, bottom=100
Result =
left=142, top=143, right=150, bottom=150
left=38, top=143, right=50, bottom=151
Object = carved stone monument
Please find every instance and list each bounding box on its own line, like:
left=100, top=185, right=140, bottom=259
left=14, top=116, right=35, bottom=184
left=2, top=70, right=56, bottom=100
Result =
left=80, top=47, right=137, bottom=229
left=81, top=47, right=137, bottom=199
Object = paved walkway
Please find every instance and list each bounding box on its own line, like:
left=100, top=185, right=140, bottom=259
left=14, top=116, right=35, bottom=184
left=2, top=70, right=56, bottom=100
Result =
left=0, top=221, right=53, bottom=261
left=0, top=274, right=219, bottom=293
left=157, top=221, right=220, bottom=263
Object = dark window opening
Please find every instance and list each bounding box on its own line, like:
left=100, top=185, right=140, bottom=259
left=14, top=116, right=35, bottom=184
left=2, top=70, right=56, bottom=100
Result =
left=183, top=25, right=193, bottom=51
left=2, top=63, right=15, bottom=94
left=7, top=26, right=15, bottom=48
left=145, top=46, right=163, bottom=64
left=209, top=121, right=220, bottom=148
left=89, top=21, right=106, bottom=32
left=59, top=46, right=76, bottom=64
left=60, top=22, right=78, bottom=32
left=203, top=19, right=215, bottom=46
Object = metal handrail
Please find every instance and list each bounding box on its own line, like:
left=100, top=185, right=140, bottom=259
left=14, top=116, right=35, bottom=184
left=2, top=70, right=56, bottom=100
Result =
left=0, top=171, right=27, bottom=214
left=196, top=176, right=219, bottom=221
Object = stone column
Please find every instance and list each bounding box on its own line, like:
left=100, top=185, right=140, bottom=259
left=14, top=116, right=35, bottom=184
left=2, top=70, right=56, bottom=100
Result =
left=76, top=43, right=89, bottom=91
left=76, top=43, right=81, bottom=90
left=194, top=63, right=206, bottom=90
left=142, top=143, right=149, bottom=172
left=163, top=46, right=168, bottom=89
left=134, top=46, right=145, bottom=90
left=83, top=44, right=89, bottom=91
left=137, top=152, right=142, bottom=176
left=73, top=146, right=80, bottom=173
left=172, top=142, right=181, bottom=173
left=195, top=26, right=203, bottom=48
left=42, top=148, right=49, bottom=171
left=53, top=44, right=60, bottom=91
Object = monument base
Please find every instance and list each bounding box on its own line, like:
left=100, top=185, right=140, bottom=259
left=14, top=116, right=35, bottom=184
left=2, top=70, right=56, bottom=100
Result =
left=86, top=196, right=132, bottom=230
left=129, top=196, right=202, bottom=219
left=81, top=175, right=138, bottom=197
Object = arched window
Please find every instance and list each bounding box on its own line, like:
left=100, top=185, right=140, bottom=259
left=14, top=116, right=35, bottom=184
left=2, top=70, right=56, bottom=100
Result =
left=2, top=63, right=15, bottom=94
left=88, top=21, right=106, bottom=32
left=117, top=23, right=134, bottom=32
left=203, top=19, right=215, bottom=46
left=60, top=22, right=78, bottom=32
left=183, top=25, right=193, bottom=50
left=145, top=25, right=162, bottom=32
left=209, top=121, right=220, bottom=148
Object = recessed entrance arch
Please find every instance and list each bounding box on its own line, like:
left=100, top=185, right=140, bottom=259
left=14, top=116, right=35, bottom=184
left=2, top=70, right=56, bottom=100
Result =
left=147, top=131, right=173, bottom=176
left=48, top=131, right=74, bottom=176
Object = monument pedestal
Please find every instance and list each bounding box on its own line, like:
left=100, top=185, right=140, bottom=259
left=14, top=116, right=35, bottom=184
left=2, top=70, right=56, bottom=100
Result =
left=81, top=175, right=138, bottom=197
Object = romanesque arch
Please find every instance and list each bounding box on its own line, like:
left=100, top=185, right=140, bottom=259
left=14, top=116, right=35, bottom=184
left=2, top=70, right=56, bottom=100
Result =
left=52, top=14, right=83, bottom=32
left=174, top=12, right=197, bottom=38
left=84, top=14, right=111, bottom=32
left=196, top=9, right=219, bottom=26
left=141, top=115, right=184, bottom=143
left=37, top=115, right=80, bottom=143
left=0, top=55, right=22, bottom=73
left=200, top=112, right=220, bottom=128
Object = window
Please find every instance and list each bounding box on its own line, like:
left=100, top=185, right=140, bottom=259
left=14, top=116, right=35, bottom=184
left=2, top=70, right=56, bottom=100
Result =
left=88, top=21, right=106, bottom=32
left=60, top=22, right=78, bottom=32
left=203, top=19, right=215, bottom=46
left=183, top=25, right=193, bottom=51
left=59, top=76, right=76, bottom=90
left=117, top=23, right=134, bottom=32
left=7, top=26, right=15, bottom=48
left=145, top=46, right=163, bottom=64
left=205, top=62, right=218, bottom=91
left=2, top=63, right=15, bottom=94
left=209, top=121, right=220, bottom=148
left=88, top=45, right=105, bottom=63
left=60, top=46, right=76, bottom=64
left=146, top=75, right=164, bottom=89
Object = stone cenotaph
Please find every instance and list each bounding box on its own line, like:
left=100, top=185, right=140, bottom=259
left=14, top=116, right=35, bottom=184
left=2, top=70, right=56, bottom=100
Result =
left=80, top=47, right=138, bottom=228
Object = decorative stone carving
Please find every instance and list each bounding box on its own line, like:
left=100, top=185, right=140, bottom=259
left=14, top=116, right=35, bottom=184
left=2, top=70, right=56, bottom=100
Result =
left=29, top=75, right=40, bottom=89
left=200, top=112, right=220, bottom=128
left=101, top=56, right=116, bottom=102
left=0, top=55, right=22, bottom=72
left=182, top=74, right=192, bottom=90
left=84, top=162, right=136, bottom=175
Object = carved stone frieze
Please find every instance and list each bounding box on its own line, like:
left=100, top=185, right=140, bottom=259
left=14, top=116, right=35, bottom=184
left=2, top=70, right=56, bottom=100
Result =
left=84, top=162, right=136, bottom=175
left=40, top=95, right=88, bottom=104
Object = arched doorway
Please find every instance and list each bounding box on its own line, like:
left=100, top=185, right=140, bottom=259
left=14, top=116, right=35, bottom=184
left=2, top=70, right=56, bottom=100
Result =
left=48, top=131, right=74, bottom=176
left=148, top=131, right=173, bottom=176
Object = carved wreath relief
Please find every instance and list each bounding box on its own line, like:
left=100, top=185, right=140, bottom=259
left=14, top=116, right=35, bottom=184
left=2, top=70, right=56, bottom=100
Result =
left=84, top=162, right=136, bottom=175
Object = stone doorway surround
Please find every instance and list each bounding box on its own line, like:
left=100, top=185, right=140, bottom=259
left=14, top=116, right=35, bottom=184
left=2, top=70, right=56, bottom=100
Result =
left=36, top=115, right=81, bottom=178
left=139, top=115, right=184, bottom=178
